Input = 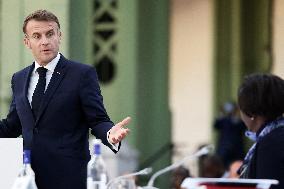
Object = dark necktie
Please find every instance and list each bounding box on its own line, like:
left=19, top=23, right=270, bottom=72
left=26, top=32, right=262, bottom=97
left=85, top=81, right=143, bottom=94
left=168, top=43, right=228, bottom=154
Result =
left=32, top=67, right=47, bottom=118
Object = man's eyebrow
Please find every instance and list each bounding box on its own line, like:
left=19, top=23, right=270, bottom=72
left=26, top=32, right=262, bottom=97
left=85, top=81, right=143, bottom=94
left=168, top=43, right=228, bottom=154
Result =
left=31, top=32, right=40, bottom=36
left=31, top=29, right=55, bottom=34
left=46, top=29, right=55, bottom=33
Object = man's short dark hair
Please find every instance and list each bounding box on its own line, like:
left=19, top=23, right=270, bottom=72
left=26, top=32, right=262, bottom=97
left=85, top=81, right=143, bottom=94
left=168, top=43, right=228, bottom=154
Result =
left=23, top=9, right=60, bottom=33
left=238, top=73, right=284, bottom=121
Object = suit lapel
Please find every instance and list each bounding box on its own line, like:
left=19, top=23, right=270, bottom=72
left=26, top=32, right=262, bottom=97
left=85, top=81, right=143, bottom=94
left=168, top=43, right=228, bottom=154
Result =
left=35, top=55, right=68, bottom=124
left=22, top=64, right=36, bottom=124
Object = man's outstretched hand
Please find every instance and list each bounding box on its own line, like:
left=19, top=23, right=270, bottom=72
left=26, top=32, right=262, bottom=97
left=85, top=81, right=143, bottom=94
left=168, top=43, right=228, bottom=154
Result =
left=109, top=117, right=131, bottom=144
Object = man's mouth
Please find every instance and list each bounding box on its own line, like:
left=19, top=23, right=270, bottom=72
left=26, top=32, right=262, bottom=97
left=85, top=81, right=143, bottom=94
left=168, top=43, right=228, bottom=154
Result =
left=42, top=49, right=51, bottom=53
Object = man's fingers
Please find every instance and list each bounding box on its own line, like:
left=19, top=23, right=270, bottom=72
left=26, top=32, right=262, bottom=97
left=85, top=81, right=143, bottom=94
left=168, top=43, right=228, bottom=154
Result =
left=112, top=137, right=118, bottom=144
left=124, top=128, right=130, bottom=134
left=110, top=117, right=131, bottom=143
left=117, top=116, right=131, bottom=128
left=110, top=129, right=130, bottom=143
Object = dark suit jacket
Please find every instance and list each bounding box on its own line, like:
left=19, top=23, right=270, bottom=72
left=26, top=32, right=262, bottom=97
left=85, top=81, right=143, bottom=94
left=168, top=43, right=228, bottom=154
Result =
left=0, top=55, right=117, bottom=189
left=214, top=116, right=246, bottom=167
left=246, top=126, right=284, bottom=189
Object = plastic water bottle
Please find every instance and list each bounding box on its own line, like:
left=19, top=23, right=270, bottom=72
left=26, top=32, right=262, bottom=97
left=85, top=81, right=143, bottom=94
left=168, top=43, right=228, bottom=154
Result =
left=87, top=139, right=107, bottom=189
left=11, top=150, right=38, bottom=189
left=19, top=150, right=35, bottom=177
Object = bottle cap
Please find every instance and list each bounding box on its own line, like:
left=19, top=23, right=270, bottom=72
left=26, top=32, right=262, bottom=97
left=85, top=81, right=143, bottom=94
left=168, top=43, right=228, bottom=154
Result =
left=23, top=150, right=31, bottom=164
left=93, top=139, right=102, bottom=155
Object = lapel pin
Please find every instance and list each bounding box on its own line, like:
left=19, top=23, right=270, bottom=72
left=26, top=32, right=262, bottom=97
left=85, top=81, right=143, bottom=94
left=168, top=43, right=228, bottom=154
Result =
left=57, top=72, right=60, bottom=75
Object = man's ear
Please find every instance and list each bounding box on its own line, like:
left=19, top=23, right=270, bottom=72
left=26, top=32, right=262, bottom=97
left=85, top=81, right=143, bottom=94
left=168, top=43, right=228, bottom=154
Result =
left=24, top=37, right=31, bottom=49
left=58, top=31, right=62, bottom=44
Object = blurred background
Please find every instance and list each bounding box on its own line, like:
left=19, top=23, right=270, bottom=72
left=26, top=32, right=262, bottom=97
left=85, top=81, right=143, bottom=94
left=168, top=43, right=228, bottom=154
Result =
left=0, top=0, right=284, bottom=188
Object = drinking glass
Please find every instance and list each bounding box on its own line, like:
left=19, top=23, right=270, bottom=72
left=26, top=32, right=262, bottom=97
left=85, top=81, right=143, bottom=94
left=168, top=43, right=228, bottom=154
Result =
left=108, top=178, right=136, bottom=189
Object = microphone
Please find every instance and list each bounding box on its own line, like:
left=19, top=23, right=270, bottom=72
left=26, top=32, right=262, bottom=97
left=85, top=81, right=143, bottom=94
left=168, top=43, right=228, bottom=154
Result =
left=106, top=167, right=152, bottom=188
left=146, top=144, right=214, bottom=188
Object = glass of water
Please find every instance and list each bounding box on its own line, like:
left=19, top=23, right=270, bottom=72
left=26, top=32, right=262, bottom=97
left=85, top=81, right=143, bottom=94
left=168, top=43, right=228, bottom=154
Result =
left=108, top=178, right=136, bottom=189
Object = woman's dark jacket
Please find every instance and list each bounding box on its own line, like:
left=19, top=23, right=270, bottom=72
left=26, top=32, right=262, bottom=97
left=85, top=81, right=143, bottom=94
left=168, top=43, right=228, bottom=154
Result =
left=246, top=127, right=284, bottom=189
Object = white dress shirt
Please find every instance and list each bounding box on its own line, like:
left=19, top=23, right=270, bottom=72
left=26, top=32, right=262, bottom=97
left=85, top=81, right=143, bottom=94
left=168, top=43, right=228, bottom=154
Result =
left=27, top=53, right=118, bottom=150
left=27, top=53, right=60, bottom=105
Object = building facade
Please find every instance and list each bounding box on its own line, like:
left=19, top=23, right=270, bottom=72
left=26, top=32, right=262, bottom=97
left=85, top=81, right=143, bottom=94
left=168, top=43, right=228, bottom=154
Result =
left=1, top=0, right=284, bottom=188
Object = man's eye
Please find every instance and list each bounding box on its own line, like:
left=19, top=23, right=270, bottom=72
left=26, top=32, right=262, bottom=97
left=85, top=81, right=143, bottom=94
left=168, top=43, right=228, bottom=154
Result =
left=32, top=35, right=40, bottom=39
left=47, top=32, right=54, bottom=38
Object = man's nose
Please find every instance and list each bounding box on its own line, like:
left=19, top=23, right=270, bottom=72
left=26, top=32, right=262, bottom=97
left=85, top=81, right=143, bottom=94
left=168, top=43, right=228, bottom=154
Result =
left=40, top=35, right=49, bottom=45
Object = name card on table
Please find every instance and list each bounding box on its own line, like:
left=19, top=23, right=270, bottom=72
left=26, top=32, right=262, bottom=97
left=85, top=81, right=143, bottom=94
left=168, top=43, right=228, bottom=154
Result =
left=181, top=178, right=279, bottom=189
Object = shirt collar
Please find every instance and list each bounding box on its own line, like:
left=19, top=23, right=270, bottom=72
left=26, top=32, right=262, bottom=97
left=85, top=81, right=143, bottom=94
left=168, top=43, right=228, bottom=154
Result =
left=34, top=53, right=60, bottom=74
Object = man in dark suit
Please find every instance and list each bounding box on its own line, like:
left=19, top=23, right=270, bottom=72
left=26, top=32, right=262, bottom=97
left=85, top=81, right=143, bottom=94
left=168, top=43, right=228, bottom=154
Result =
left=0, top=9, right=130, bottom=189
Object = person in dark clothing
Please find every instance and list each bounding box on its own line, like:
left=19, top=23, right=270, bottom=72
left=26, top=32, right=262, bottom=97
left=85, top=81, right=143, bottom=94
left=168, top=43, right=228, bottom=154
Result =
left=214, top=102, right=246, bottom=168
left=0, top=10, right=131, bottom=189
left=237, top=73, right=284, bottom=189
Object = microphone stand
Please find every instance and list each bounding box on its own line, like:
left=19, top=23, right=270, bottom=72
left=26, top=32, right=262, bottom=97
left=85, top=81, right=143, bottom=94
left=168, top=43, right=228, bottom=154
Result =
left=145, top=145, right=213, bottom=188
left=106, top=167, right=152, bottom=188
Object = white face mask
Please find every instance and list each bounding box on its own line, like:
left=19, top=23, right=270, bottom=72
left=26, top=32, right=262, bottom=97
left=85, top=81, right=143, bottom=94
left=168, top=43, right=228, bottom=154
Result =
left=245, top=130, right=257, bottom=142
